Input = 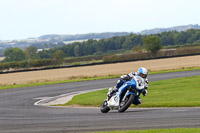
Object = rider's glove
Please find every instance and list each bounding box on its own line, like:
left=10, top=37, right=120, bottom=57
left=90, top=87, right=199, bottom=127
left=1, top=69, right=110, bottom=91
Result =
left=142, top=89, right=148, bottom=96
left=120, top=75, right=131, bottom=81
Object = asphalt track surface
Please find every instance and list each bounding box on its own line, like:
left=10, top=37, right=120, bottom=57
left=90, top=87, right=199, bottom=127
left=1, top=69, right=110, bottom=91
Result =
left=0, top=70, right=200, bottom=133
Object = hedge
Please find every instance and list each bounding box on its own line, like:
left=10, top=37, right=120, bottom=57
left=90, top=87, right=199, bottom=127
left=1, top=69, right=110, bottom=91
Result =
left=64, top=55, right=103, bottom=63
left=0, top=59, right=57, bottom=72
left=103, top=47, right=200, bottom=63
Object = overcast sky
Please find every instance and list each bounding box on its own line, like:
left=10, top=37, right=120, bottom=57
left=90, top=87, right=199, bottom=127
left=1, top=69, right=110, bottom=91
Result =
left=0, top=0, right=199, bottom=40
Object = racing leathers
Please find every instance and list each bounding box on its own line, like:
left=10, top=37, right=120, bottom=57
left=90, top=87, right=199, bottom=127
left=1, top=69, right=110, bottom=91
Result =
left=107, top=72, right=149, bottom=98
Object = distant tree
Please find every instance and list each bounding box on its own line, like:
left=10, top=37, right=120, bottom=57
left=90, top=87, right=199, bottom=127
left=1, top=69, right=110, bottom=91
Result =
left=193, top=39, right=200, bottom=44
left=82, top=39, right=96, bottom=55
left=96, top=39, right=107, bottom=52
left=0, top=49, right=4, bottom=56
left=74, top=43, right=84, bottom=57
left=3, top=47, right=26, bottom=62
left=187, top=30, right=200, bottom=43
left=174, top=32, right=187, bottom=45
left=24, top=46, right=39, bottom=60
left=122, top=37, right=132, bottom=49
left=61, top=44, right=75, bottom=57
left=113, top=36, right=125, bottom=50
left=143, top=36, right=162, bottom=54
left=38, top=50, right=51, bottom=59
left=53, top=50, right=65, bottom=64
left=160, top=32, right=175, bottom=46
left=122, top=34, right=143, bottom=49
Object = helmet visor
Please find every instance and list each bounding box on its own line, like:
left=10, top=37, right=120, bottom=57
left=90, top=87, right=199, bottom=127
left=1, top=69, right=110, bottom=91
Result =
left=140, top=73, right=147, bottom=78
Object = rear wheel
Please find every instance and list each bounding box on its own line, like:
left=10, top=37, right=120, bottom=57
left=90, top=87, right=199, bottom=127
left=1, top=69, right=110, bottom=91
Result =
left=100, top=100, right=110, bottom=113
left=118, top=94, right=134, bottom=113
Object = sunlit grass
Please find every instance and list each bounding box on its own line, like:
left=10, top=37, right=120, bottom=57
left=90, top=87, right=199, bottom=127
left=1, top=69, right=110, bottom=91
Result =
left=63, top=75, right=200, bottom=107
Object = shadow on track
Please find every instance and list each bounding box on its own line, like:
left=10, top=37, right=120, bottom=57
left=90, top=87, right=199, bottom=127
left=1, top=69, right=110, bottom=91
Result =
left=105, top=108, right=163, bottom=114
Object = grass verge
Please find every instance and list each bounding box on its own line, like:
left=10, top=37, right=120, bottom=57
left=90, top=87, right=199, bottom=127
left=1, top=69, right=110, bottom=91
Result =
left=0, top=75, right=120, bottom=90
left=93, top=128, right=200, bottom=133
left=148, top=66, right=200, bottom=74
left=63, top=75, right=200, bottom=107
left=0, top=66, right=200, bottom=90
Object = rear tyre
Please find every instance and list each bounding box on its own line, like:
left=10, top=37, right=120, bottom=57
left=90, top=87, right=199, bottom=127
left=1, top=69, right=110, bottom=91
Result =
left=100, top=100, right=110, bottom=113
left=118, top=94, right=134, bottom=113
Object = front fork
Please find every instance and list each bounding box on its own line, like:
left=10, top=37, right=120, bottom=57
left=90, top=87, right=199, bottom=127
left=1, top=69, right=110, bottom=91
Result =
left=122, top=90, right=130, bottom=102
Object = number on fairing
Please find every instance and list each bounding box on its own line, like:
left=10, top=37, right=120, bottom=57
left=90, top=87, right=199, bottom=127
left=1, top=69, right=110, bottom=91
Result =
left=137, top=77, right=143, bottom=86
left=135, top=76, right=144, bottom=90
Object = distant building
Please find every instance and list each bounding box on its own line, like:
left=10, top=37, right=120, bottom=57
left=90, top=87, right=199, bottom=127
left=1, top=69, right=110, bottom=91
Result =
left=37, top=48, right=50, bottom=53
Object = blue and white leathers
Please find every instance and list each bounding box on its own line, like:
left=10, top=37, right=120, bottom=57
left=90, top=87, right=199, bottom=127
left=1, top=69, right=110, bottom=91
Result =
left=117, top=76, right=145, bottom=98
left=107, top=76, right=145, bottom=108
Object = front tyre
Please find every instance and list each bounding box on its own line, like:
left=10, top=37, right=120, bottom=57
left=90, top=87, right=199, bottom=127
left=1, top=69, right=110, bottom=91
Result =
left=118, top=94, right=134, bottom=113
left=100, top=100, right=110, bottom=113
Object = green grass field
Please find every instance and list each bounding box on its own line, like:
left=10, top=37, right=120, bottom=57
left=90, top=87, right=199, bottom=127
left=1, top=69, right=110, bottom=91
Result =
left=64, top=75, right=200, bottom=107
left=93, top=128, right=200, bottom=133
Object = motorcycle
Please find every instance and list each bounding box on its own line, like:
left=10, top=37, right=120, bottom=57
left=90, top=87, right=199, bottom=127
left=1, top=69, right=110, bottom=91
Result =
left=100, top=76, right=145, bottom=113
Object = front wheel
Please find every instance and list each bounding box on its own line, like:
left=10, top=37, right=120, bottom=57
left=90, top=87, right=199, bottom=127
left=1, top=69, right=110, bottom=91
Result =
left=100, top=100, right=110, bottom=113
left=118, top=94, right=135, bottom=113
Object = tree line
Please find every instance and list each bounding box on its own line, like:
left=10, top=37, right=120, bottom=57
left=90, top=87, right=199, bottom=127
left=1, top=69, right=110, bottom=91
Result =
left=2, top=29, right=200, bottom=63
left=48, top=29, right=200, bottom=57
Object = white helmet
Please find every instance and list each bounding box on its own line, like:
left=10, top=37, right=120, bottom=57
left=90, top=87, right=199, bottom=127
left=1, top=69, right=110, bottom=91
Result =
left=138, top=67, right=148, bottom=78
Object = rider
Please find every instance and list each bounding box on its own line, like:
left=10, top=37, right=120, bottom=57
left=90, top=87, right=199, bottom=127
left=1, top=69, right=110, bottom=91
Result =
left=107, top=67, right=149, bottom=98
